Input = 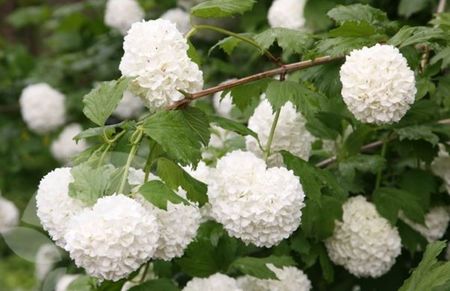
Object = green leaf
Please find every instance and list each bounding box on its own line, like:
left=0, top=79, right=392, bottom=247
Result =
left=6, top=6, right=51, bottom=28
left=398, top=220, right=428, bottom=255
left=139, top=180, right=190, bottom=210
left=74, top=122, right=125, bottom=142
left=156, top=158, right=208, bottom=206
left=69, top=163, right=117, bottom=205
left=82, top=78, right=130, bottom=126
left=388, top=26, right=446, bottom=48
left=327, top=4, right=388, bottom=25
left=315, top=36, right=380, bottom=57
left=395, top=125, right=439, bottom=145
left=329, top=21, right=378, bottom=37
left=265, top=80, right=302, bottom=112
left=399, top=241, right=450, bottom=291
left=229, top=256, right=295, bottom=279
left=67, top=276, right=96, bottom=291
left=430, top=47, right=450, bottom=69
left=142, top=107, right=210, bottom=165
left=210, top=115, right=257, bottom=138
left=191, top=0, right=255, bottom=18
left=339, top=154, right=385, bottom=180
left=342, top=125, right=372, bottom=156
left=398, top=0, right=431, bottom=18
left=226, top=79, right=270, bottom=111
left=188, top=41, right=202, bottom=66
left=209, top=35, right=248, bottom=56
left=129, top=279, right=180, bottom=291
left=319, top=246, right=334, bottom=283
left=304, top=0, right=335, bottom=31
left=373, top=187, right=426, bottom=225
left=254, top=28, right=313, bottom=55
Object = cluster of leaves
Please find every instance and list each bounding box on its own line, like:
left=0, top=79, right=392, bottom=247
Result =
left=2, top=0, right=450, bottom=290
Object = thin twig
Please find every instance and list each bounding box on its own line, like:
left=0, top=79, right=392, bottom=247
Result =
left=167, top=55, right=343, bottom=109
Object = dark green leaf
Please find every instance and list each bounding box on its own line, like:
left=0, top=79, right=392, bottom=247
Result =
left=327, top=4, right=388, bottom=25
left=210, top=115, right=257, bottom=138
left=398, top=0, right=431, bottom=18
left=129, top=279, right=180, bottom=291
left=395, top=125, right=439, bottom=145
left=398, top=220, right=428, bottom=255
left=339, top=154, right=385, bottom=180
left=209, top=35, right=247, bottom=56
left=329, top=21, right=378, bottom=37
left=229, top=256, right=295, bottom=279
left=83, top=78, right=130, bottom=126
left=191, top=0, right=255, bottom=18
left=226, top=79, right=270, bottom=111
left=388, top=26, right=446, bottom=48
left=399, top=241, right=450, bottom=291
left=156, top=158, right=208, bottom=206
left=142, top=107, right=210, bottom=165
left=430, top=47, right=450, bottom=69
left=254, top=28, right=313, bottom=55
left=139, top=180, right=190, bottom=210
left=315, top=36, right=380, bottom=57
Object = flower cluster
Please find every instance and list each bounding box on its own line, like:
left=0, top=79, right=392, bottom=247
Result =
left=246, top=99, right=315, bottom=166
left=208, top=150, right=305, bottom=247
left=340, top=44, right=416, bottom=124
left=119, top=19, right=203, bottom=110
left=51, top=123, right=89, bottom=164
left=237, top=264, right=311, bottom=291
left=0, top=196, right=19, bottom=233
left=325, top=196, right=402, bottom=278
left=104, top=0, right=144, bottom=34
left=114, top=90, right=144, bottom=119
left=19, top=83, right=66, bottom=134
left=400, top=207, right=450, bottom=242
left=268, top=0, right=307, bottom=29
left=161, top=8, right=191, bottom=34
left=64, top=194, right=159, bottom=281
left=36, top=168, right=86, bottom=247
left=183, top=273, right=242, bottom=291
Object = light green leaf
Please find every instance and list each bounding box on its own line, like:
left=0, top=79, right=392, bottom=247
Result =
left=315, top=36, right=379, bottom=57
left=68, top=163, right=117, bottom=205
left=209, top=35, right=248, bottom=56
left=399, top=241, right=450, bottom=291
left=142, top=107, right=210, bottom=165
left=430, top=47, right=450, bottom=69
left=210, top=115, right=257, bottom=138
left=229, top=256, right=295, bottom=279
left=339, top=154, right=385, bottom=180
left=139, top=180, right=190, bottom=210
left=191, top=0, right=255, bottom=18
left=226, top=79, right=270, bottom=111
left=254, top=28, right=313, bottom=55
left=74, top=122, right=125, bottom=141
left=388, top=26, right=446, bottom=48
left=395, top=125, right=439, bottom=145
left=328, top=21, right=378, bottom=37
left=156, top=158, right=208, bottom=206
left=327, top=4, right=388, bottom=25
left=82, top=78, right=130, bottom=126
left=398, top=0, right=431, bottom=18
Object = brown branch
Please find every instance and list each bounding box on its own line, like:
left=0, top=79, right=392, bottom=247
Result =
left=437, top=0, right=447, bottom=13
left=167, top=55, right=343, bottom=110
left=0, top=104, right=19, bottom=113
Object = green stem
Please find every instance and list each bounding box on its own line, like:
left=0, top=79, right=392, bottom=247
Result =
left=264, top=108, right=281, bottom=163
left=97, top=144, right=112, bottom=167
left=140, top=262, right=150, bottom=284
left=185, top=26, right=198, bottom=39
left=118, top=128, right=143, bottom=194
left=190, top=24, right=279, bottom=64
left=375, top=139, right=388, bottom=190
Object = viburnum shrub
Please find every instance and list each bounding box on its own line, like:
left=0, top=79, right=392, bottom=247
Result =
left=10, top=0, right=450, bottom=290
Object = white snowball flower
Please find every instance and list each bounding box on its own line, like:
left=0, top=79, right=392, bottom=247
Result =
left=161, top=8, right=191, bottom=35
left=64, top=194, right=159, bottom=282
left=113, top=90, right=145, bottom=119
left=340, top=44, right=416, bottom=124
left=237, top=264, right=311, bottom=291
left=202, top=125, right=240, bottom=161
left=35, top=244, right=61, bottom=281
left=400, top=207, right=450, bottom=242
left=137, top=187, right=202, bottom=261
left=119, top=19, right=203, bottom=111
left=432, top=146, right=450, bottom=194
left=51, top=124, right=89, bottom=165
left=212, top=79, right=236, bottom=118
left=183, top=161, right=213, bottom=220
left=208, top=150, right=305, bottom=247
left=183, top=273, right=242, bottom=291
left=325, top=196, right=402, bottom=278
left=104, top=0, right=144, bottom=34
left=246, top=99, right=315, bottom=167
left=268, top=0, right=307, bottom=29
left=55, top=274, right=79, bottom=291
left=19, top=83, right=66, bottom=134
left=36, top=168, right=86, bottom=248
left=0, top=196, right=19, bottom=233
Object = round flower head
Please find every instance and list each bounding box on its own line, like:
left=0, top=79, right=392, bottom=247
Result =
left=19, top=83, right=66, bottom=134
left=51, top=124, right=89, bottom=165
left=161, top=8, right=191, bottom=34
left=119, top=19, right=203, bottom=111
left=268, top=0, right=307, bottom=29
left=55, top=275, right=79, bottom=291
left=325, top=196, right=402, bottom=278
left=212, top=79, right=236, bottom=118
left=237, top=264, right=311, bottom=291
left=340, top=44, right=416, bottom=124
left=35, top=243, right=61, bottom=281
left=183, top=273, right=242, bottom=291
left=0, top=196, right=19, bottom=233
left=432, top=146, right=450, bottom=194
left=104, top=0, right=144, bottom=34
left=64, top=194, right=159, bottom=282
left=208, top=150, right=305, bottom=247
left=137, top=187, right=202, bottom=261
left=400, top=207, right=450, bottom=242
left=36, top=168, right=86, bottom=247
left=246, top=99, right=315, bottom=167
left=113, top=90, right=144, bottom=119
